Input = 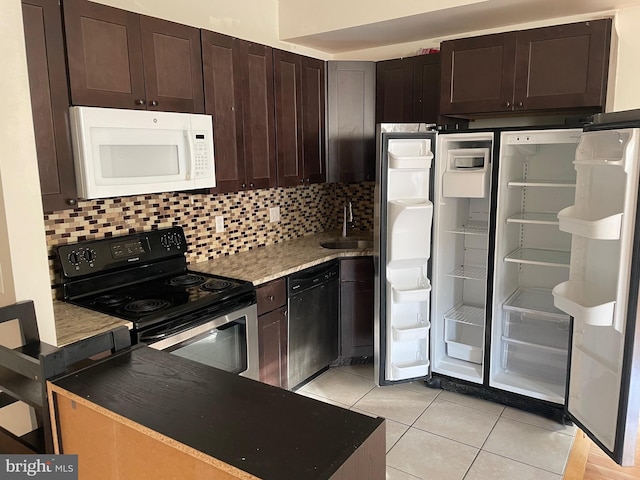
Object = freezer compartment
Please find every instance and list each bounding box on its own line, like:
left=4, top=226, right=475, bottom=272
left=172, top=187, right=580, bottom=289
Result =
left=501, top=337, right=568, bottom=387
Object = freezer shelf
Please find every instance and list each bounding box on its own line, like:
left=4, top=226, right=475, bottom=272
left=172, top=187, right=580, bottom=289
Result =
left=506, top=212, right=560, bottom=225
left=443, top=304, right=484, bottom=326
left=504, top=248, right=570, bottom=268
left=552, top=281, right=616, bottom=327
left=446, top=265, right=486, bottom=280
left=507, top=179, right=576, bottom=188
left=447, top=222, right=489, bottom=235
left=557, top=206, right=623, bottom=240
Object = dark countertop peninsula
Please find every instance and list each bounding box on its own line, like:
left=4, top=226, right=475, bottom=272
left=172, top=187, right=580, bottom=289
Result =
left=49, top=346, right=385, bottom=480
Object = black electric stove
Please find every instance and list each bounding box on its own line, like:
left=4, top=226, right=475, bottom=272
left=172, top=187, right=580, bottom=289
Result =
left=56, top=227, right=256, bottom=336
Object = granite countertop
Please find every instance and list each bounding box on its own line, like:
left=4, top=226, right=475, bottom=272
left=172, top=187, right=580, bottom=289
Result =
left=192, top=230, right=374, bottom=285
left=52, top=230, right=373, bottom=345
left=50, top=346, right=384, bottom=480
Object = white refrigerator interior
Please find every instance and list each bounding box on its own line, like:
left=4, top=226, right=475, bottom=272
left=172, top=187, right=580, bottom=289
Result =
left=383, top=136, right=434, bottom=381
left=491, top=129, right=582, bottom=404
left=553, top=128, right=640, bottom=459
left=431, top=132, right=494, bottom=384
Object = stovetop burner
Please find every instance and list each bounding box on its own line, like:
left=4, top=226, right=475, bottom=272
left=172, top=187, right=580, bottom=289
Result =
left=123, top=299, right=172, bottom=314
left=201, top=279, right=233, bottom=292
left=166, top=274, right=206, bottom=287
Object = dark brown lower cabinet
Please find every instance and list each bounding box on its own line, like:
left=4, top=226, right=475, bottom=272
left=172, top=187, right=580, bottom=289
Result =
left=258, top=306, right=288, bottom=389
left=340, top=258, right=374, bottom=359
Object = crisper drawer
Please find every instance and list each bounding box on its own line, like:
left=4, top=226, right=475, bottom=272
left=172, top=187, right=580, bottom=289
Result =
left=501, top=338, right=567, bottom=386
left=503, top=310, right=569, bottom=350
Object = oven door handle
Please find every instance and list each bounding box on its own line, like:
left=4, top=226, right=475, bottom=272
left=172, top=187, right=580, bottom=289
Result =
left=145, top=304, right=255, bottom=351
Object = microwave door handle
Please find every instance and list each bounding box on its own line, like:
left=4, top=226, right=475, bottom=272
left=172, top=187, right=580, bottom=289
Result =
left=185, top=132, right=195, bottom=180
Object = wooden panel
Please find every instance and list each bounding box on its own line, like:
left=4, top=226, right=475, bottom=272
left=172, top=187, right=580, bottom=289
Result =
left=514, top=19, right=611, bottom=111
left=63, top=0, right=145, bottom=109
left=22, top=0, right=76, bottom=212
left=301, top=56, right=326, bottom=184
left=412, top=54, right=440, bottom=123
left=375, top=58, right=413, bottom=123
left=139, top=15, right=204, bottom=113
left=240, top=41, right=277, bottom=190
left=274, top=50, right=302, bottom=187
left=330, top=421, right=385, bottom=480
left=257, top=307, right=288, bottom=389
left=440, top=33, right=517, bottom=115
left=327, top=61, right=376, bottom=183
left=340, top=258, right=374, bottom=358
left=201, top=30, right=244, bottom=194
left=340, top=257, right=374, bottom=282
left=256, top=278, right=286, bottom=316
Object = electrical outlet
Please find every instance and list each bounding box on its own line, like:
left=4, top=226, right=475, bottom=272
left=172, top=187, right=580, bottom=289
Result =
left=215, top=215, right=225, bottom=233
left=269, top=207, right=280, bottom=223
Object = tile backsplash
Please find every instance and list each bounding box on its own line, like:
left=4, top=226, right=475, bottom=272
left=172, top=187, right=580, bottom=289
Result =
left=45, top=182, right=374, bottom=284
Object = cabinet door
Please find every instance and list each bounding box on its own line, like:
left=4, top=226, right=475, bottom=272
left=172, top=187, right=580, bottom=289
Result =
left=240, top=41, right=277, bottom=190
left=327, top=61, right=376, bottom=183
left=201, top=31, right=245, bottom=194
left=300, top=56, right=326, bottom=184
left=22, top=0, right=77, bottom=213
left=258, top=306, right=288, bottom=389
left=513, top=20, right=611, bottom=112
left=440, top=33, right=517, bottom=115
left=139, top=16, right=204, bottom=113
left=340, top=258, right=374, bottom=359
left=412, top=54, right=440, bottom=123
left=375, top=58, right=413, bottom=123
left=274, top=50, right=303, bottom=187
left=63, top=0, right=145, bottom=109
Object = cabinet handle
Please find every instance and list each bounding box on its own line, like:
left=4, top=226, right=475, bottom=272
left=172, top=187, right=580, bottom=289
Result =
left=504, top=101, right=511, bottom=108
left=282, top=310, right=287, bottom=317
left=366, top=174, right=372, bottom=181
left=268, top=295, right=274, bottom=302
left=305, top=178, right=310, bottom=183
left=150, top=100, right=159, bottom=107
left=135, top=99, right=146, bottom=106
left=516, top=101, right=523, bottom=108
left=241, top=183, right=246, bottom=189
left=67, top=198, right=77, bottom=206
left=249, top=183, right=255, bottom=188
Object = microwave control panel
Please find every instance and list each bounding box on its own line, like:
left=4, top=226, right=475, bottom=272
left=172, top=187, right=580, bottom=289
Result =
left=193, top=132, right=212, bottom=179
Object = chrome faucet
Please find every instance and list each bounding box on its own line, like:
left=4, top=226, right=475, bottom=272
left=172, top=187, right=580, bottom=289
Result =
left=342, top=200, right=355, bottom=237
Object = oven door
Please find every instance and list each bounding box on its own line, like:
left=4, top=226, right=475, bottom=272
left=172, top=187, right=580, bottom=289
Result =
left=144, top=304, right=259, bottom=381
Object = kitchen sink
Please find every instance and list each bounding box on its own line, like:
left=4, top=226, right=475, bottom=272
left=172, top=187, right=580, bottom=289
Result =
left=320, top=239, right=373, bottom=250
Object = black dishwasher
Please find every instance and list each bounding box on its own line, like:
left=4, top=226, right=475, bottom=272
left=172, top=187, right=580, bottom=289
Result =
left=287, top=261, right=339, bottom=389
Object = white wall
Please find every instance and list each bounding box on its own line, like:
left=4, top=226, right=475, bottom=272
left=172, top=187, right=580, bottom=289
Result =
left=0, top=0, right=56, bottom=345
left=610, top=6, right=640, bottom=110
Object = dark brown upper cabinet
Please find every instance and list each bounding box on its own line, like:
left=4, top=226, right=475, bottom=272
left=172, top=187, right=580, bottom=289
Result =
left=440, top=19, right=611, bottom=116
left=327, top=61, right=376, bottom=183
left=274, top=50, right=326, bottom=187
left=376, top=54, right=441, bottom=124
left=22, top=0, right=77, bottom=213
left=63, top=0, right=204, bottom=113
left=202, top=33, right=276, bottom=194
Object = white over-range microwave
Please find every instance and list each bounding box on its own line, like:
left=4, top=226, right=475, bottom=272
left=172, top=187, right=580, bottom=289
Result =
left=69, top=106, right=216, bottom=199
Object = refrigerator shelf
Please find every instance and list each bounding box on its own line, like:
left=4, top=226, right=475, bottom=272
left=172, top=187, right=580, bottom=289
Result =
left=504, top=248, right=570, bottom=268
left=507, top=179, right=576, bottom=188
left=392, top=322, right=431, bottom=341
left=446, top=265, right=486, bottom=281
left=447, top=222, right=489, bottom=236
left=506, top=212, right=560, bottom=226
left=552, top=281, right=616, bottom=327
left=443, top=304, right=485, bottom=326
left=391, top=360, right=430, bottom=379
left=557, top=206, right=623, bottom=240
left=503, top=288, right=569, bottom=319
left=501, top=336, right=567, bottom=355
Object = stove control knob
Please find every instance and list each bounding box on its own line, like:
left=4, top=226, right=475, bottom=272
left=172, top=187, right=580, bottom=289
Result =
left=68, top=251, right=80, bottom=266
left=83, top=249, right=96, bottom=264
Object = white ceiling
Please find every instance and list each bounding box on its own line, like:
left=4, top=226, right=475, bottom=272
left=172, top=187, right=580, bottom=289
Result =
left=282, top=0, right=640, bottom=53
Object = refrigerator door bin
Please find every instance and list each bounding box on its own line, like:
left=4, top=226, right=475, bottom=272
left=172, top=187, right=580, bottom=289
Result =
left=388, top=138, right=433, bottom=169
left=552, top=281, right=616, bottom=326
left=391, top=278, right=431, bottom=303
left=501, top=337, right=568, bottom=386
left=391, top=359, right=430, bottom=379
left=388, top=199, right=433, bottom=266
left=558, top=206, right=623, bottom=239
left=393, top=322, right=430, bottom=341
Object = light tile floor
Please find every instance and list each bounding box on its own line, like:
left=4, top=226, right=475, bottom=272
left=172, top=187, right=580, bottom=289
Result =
left=296, top=364, right=576, bottom=480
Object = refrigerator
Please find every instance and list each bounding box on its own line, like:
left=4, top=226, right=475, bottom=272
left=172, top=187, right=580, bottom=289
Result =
left=373, top=117, right=640, bottom=466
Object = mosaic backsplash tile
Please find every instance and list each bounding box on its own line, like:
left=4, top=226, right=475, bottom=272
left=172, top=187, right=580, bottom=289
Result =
left=45, top=182, right=374, bottom=286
